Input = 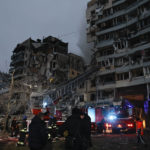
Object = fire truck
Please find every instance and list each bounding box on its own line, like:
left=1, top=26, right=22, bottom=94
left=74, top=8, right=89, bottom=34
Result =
left=87, top=106, right=136, bottom=133
left=29, top=92, right=63, bottom=128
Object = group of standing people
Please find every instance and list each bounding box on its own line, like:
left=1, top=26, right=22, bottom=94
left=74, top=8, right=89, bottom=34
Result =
left=27, top=107, right=92, bottom=150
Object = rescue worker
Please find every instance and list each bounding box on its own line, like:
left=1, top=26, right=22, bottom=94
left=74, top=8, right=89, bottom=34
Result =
left=59, top=108, right=88, bottom=150
left=80, top=111, right=92, bottom=149
left=28, top=112, right=48, bottom=150
left=136, top=117, right=145, bottom=144
left=10, top=117, right=17, bottom=137
left=48, top=115, right=57, bottom=126
left=48, top=115, right=58, bottom=139
left=17, top=116, right=28, bottom=146
left=6, top=115, right=11, bottom=133
left=97, top=117, right=106, bottom=134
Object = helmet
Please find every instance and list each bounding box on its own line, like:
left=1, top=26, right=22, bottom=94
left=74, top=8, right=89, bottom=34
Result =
left=23, top=115, right=27, bottom=120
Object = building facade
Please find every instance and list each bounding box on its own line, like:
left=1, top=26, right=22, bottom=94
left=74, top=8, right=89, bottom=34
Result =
left=87, top=0, right=150, bottom=126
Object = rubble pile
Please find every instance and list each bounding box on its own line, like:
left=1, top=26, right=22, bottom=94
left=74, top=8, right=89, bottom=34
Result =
left=0, top=72, right=10, bottom=114
left=0, top=71, right=10, bottom=90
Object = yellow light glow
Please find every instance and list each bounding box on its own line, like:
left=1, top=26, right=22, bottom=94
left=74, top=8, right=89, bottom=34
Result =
left=143, top=120, right=146, bottom=128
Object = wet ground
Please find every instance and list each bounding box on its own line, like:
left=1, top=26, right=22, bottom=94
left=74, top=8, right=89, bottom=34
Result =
left=0, top=133, right=149, bottom=150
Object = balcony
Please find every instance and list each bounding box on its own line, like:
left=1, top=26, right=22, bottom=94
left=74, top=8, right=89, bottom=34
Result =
left=97, top=0, right=149, bottom=25
left=11, top=56, right=24, bottom=65
left=97, top=43, right=150, bottom=60
left=96, top=39, right=114, bottom=48
left=129, top=26, right=150, bottom=39
left=97, top=17, right=137, bottom=36
left=97, top=82, right=116, bottom=90
left=97, top=68, right=115, bottom=75
left=139, top=9, right=150, bottom=20
left=112, top=0, right=126, bottom=7
left=116, top=76, right=146, bottom=88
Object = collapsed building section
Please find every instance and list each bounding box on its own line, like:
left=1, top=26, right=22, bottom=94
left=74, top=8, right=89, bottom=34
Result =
left=86, top=0, right=150, bottom=127
left=0, top=72, right=10, bottom=114
left=9, top=36, right=85, bottom=115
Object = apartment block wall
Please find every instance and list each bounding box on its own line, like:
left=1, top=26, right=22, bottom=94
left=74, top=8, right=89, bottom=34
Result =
left=86, top=0, right=150, bottom=106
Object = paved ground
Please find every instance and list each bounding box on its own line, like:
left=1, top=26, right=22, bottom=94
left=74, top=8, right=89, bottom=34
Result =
left=90, top=133, right=148, bottom=150
left=0, top=133, right=149, bottom=150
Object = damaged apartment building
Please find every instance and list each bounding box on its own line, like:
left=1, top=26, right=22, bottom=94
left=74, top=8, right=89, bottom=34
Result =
left=9, top=36, right=85, bottom=115
left=0, top=72, right=10, bottom=114
left=86, top=0, right=150, bottom=124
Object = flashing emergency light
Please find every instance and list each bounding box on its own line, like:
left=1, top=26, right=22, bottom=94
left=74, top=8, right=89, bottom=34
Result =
left=127, top=123, right=134, bottom=127
left=108, top=114, right=117, bottom=121
left=43, top=102, right=47, bottom=108
left=105, top=123, right=112, bottom=128
left=88, top=107, right=95, bottom=122
left=117, top=124, right=122, bottom=128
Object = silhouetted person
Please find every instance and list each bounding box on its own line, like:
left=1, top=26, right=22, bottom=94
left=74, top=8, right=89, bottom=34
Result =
left=10, top=117, right=17, bottom=137
left=6, top=115, right=11, bottom=133
left=80, top=112, right=92, bottom=149
left=97, top=117, right=106, bottom=134
left=59, top=108, right=82, bottom=150
left=28, top=112, right=48, bottom=150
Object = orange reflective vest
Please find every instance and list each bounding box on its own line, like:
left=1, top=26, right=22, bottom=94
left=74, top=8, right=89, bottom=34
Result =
left=136, top=120, right=143, bottom=135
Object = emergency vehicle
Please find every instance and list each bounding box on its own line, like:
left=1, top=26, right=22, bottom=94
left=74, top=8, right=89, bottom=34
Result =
left=105, top=113, right=136, bottom=133
left=87, top=106, right=136, bottom=133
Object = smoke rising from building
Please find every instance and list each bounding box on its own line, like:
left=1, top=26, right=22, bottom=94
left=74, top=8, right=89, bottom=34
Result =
left=77, top=14, right=93, bottom=65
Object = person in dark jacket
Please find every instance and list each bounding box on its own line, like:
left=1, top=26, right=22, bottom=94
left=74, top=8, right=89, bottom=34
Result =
left=80, top=112, right=92, bottom=149
left=6, top=115, right=11, bottom=133
left=10, top=117, right=17, bottom=137
left=59, top=108, right=82, bottom=150
left=28, top=112, right=48, bottom=150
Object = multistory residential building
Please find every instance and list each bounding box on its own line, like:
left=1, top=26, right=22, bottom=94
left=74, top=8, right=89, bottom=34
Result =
left=86, top=0, right=150, bottom=114
left=9, top=36, right=85, bottom=114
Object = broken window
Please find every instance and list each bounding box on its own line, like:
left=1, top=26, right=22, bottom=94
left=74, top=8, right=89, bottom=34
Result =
left=113, top=3, right=126, bottom=13
left=79, top=82, right=84, bottom=89
left=90, top=93, right=96, bottom=101
left=99, top=74, right=115, bottom=84
left=143, top=49, right=150, bottom=62
left=131, top=68, right=144, bottom=78
left=98, top=0, right=108, bottom=5
left=116, top=15, right=126, bottom=25
left=99, top=48, right=114, bottom=57
left=91, top=79, right=96, bottom=87
left=128, top=10, right=137, bottom=21
left=99, top=90, right=114, bottom=99
left=117, top=72, right=129, bottom=81
left=53, top=62, right=56, bottom=68
left=145, top=66, right=150, bottom=75
left=79, top=95, right=84, bottom=102
left=115, top=57, right=129, bottom=67
left=130, top=52, right=142, bottom=65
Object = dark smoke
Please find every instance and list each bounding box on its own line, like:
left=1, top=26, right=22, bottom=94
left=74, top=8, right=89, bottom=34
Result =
left=77, top=14, right=93, bottom=65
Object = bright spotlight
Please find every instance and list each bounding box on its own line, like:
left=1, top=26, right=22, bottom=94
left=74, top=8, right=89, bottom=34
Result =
left=108, top=115, right=117, bottom=120
left=43, top=102, right=47, bottom=108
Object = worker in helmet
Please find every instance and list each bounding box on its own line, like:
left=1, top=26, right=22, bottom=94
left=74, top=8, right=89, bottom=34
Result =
left=17, top=115, right=28, bottom=146
left=136, top=117, right=145, bottom=144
